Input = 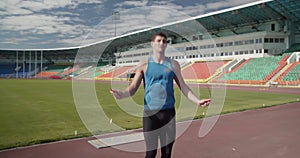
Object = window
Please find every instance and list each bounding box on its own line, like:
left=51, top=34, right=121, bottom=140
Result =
left=216, top=43, right=223, bottom=47
left=245, top=40, right=250, bottom=45
left=234, top=41, right=243, bottom=45
left=271, top=23, right=275, bottom=31
left=256, top=38, right=262, bottom=43
left=192, top=36, right=198, bottom=41
left=264, top=38, right=269, bottom=43
left=224, top=42, right=233, bottom=47
left=258, top=49, right=262, bottom=54
left=207, top=44, right=214, bottom=48
left=280, top=38, right=284, bottom=43
left=176, top=47, right=185, bottom=52
left=198, top=35, right=203, bottom=40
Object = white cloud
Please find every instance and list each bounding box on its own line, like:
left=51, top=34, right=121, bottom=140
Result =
left=0, top=0, right=261, bottom=49
left=0, top=0, right=32, bottom=15
left=19, top=0, right=70, bottom=11
left=2, top=14, right=67, bottom=34
left=0, top=0, right=97, bottom=43
left=0, top=0, right=105, bottom=15
left=0, top=0, right=73, bottom=16
left=115, top=0, right=148, bottom=8
left=206, top=0, right=258, bottom=11
left=180, top=4, right=206, bottom=16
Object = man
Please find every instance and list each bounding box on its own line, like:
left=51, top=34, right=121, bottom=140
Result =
left=110, top=32, right=211, bottom=158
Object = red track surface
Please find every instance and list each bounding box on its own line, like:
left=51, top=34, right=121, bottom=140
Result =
left=0, top=87, right=299, bottom=158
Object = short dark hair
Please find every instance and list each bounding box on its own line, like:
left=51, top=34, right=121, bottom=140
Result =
left=151, top=32, right=167, bottom=42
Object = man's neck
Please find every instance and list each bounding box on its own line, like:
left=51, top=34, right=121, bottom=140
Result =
left=152, top=52, right=165, bottom=64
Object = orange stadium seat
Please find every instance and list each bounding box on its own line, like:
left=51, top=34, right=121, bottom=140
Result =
left=96, top=66, right=133, bottom=79
left=181, top=61, right=227, bottom=81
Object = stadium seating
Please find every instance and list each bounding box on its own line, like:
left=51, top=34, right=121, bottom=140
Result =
left=2, top=54, right=298, bottom=86
left=46, top=65, right=68, bottom=72
left=85, top=64, right=108, bottom=79
left=90, top=70, right=105, bottom=78
left=35, top=64, right=71, bottom=78
left=276, top=62, right=300, bottom=85
left=0, top=63, right=41, bottom=78
left=181, top=61, right=227, bottom=82
left=35, top=71, right=59, bottom=77
left=264, top=55, right=289, bottom=81
left=283, top=63, right=300, bottom=81
left=216, top=55, right=290, bottom=84
left=95, top=66, right=133, bottom=80
left=0, top=64, right=15, bottom=77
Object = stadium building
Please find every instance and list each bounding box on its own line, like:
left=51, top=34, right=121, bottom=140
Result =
left=0, top=0, right=299, bottom=86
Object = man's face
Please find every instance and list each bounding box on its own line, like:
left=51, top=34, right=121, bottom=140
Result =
left=151, top=35, right=167, bottom=53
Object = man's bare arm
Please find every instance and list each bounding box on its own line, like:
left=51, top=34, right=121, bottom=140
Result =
left=110, top=61, right=146, bottom=99
left=172, top=60, right=211, bottom=107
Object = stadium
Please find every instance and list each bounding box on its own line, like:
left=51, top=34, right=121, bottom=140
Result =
left=0, top=0, right=300, bottom=158
left=0, top=0, right=299, bottom=86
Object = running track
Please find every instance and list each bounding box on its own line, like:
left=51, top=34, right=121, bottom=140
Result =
left=0, top=87, right=299, bottom=158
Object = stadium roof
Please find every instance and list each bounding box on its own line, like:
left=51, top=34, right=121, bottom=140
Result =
left=93, top=0, right=300, bottom=54
left=197, top=0, right=300, bottom=33
left=1, top=0, right=299, bottom=53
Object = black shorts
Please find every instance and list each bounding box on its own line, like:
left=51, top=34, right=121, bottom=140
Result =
left=143, top=108, right=176, bottom=158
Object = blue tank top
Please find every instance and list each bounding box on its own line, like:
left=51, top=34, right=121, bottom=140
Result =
left=144, top=57, right=175, bottom=111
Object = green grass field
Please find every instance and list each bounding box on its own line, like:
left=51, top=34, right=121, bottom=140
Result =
left=0, top=79, right=299, bottom=150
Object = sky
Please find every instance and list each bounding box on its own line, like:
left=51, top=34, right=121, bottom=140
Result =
left=0, top=0, right=259, bottom=50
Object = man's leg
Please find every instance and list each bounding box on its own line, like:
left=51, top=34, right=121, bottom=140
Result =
left=144, top=131, right=158, bottom=158
left=143, top=111, right=160, bottom=158
left=161, top=141, right=174, bottom=158
left=159, top=109, right=176, bottom=158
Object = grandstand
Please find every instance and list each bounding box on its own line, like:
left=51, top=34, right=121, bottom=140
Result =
left=0, top=0, right=299, bottom=86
